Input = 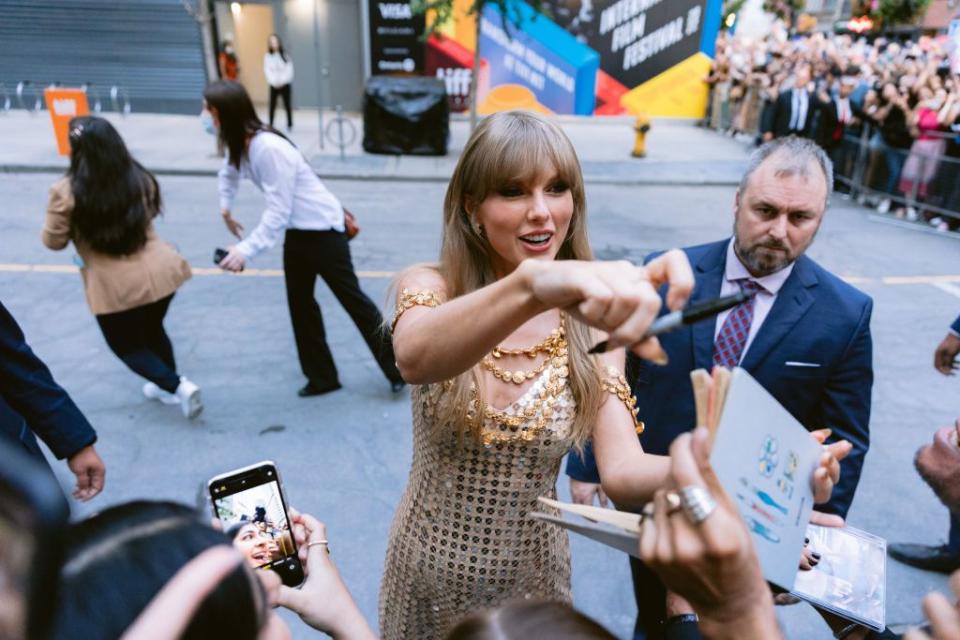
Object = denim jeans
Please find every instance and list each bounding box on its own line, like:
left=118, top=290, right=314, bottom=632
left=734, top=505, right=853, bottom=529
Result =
left=883, top=146, right=907, bottom=196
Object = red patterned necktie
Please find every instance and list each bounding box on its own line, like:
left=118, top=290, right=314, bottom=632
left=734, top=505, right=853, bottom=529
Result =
left=713, top=280, right=766, bottom=368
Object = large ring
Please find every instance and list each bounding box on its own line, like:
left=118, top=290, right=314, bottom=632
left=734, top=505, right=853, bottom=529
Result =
left=679, top=485, right=717, bottom=525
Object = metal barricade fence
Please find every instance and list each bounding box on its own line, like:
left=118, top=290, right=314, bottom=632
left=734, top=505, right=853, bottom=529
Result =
left=837, top=124, right=960, bottom=226
left=700, top=98, right=960, bottom=228
left=3, top=81, right=131, bottom=115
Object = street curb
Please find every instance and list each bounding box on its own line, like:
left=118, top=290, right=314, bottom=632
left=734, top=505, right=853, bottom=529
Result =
left=0, top=163, right=743, bottom=186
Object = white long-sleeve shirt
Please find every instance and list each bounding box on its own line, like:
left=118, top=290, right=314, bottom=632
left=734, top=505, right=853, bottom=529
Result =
left=218, top=131, right=345, bottom=260
left=264, top=52, right=294, bottom=88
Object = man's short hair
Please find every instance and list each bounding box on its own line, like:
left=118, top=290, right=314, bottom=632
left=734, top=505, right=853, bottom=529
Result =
left=739, top=136, right=834, bottom=208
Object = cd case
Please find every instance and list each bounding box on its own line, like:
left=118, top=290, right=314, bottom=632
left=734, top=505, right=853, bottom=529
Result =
left=790, top=524, right=887, bottom=631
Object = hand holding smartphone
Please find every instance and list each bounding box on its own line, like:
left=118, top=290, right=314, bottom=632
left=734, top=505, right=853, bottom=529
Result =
left=208, top=461, right=305, bottom=587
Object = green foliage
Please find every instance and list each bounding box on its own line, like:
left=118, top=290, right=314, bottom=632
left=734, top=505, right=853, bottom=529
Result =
left=871, top=0, right=931, bottom=25
left=722, top=0, right=748, bottom=30
left=411, top=0, right=544, bottom=37
left=762, top=0, right=805, bottom=21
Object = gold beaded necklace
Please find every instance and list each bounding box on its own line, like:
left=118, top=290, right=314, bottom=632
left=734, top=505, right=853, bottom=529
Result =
left=480, top=318, right=565, bottom=386
left=476, top=322, right=570, bottom=446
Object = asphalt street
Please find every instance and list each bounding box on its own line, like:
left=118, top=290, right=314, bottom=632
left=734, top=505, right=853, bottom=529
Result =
left=2, top=172, right=958, bottom=638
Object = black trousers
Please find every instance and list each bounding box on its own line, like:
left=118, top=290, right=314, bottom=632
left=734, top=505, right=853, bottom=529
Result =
left=282, top=229, right=401, bottom=388
left=269, top=84, right=292, bottom=128
left=631, top=557, right=704, bottom=640
left=95, top=294, right=180, bottom=393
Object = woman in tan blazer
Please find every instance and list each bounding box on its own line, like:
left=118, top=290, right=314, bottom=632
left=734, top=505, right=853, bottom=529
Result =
left=42, top=116, right=201, bottom=419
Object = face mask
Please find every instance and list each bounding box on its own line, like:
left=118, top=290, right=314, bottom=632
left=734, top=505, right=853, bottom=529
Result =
left=200, top=110, right=217, bottom=136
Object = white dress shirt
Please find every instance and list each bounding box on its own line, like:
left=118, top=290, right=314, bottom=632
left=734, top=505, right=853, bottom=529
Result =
left=218, top=131, right=345, bottom=260
left=714, top=239, right=795, bottom=362
left=263, top=52, right=294, bottom=88
left=789, top=89, right=809, bottom=132
left=836, top=97, right=852, bottom=124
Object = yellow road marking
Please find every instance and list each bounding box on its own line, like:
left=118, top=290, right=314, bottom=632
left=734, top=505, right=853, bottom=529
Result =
left=2, top=263, right=959, bottom=287
left=0, top=263, right=397, bottom=279
left=882, top=275, right=960, bottom=285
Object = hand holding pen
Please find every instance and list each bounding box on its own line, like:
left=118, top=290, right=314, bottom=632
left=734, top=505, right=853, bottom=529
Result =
left=525, top=250, right=695, bottom=363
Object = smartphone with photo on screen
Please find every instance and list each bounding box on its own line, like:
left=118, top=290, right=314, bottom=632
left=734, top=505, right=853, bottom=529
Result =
left=208, top=461, right=305, bottom=587
left=0, top=440, right=69, bottom=640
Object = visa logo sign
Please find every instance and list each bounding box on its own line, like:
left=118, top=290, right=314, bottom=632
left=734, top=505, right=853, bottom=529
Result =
left=53, top=99, right=77, bottom=116
left=378, top=2, right=412, bottom=19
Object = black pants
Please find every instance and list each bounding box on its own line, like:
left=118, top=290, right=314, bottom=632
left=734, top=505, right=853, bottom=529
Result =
left=269, top=84, right=292, bottom=128
left=283, top=229, right=401, bottom=388
left=96, top=294, right=180, bottom=393
left=631, top=557, right=704, bottom=640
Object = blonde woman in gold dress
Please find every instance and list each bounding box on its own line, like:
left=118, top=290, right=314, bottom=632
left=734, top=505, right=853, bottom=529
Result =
left=379, top=111, right=843, bottom=638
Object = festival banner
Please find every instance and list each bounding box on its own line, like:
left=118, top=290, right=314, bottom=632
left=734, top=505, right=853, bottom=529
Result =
left=367, top=0, right=722, bottom=116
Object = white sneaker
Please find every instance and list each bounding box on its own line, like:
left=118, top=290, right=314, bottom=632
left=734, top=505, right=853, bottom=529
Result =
left=906, top=206, right=919, bottom=221
left=877, top=198, right=891, bottom=214
left=175, top=377, right=203, bottom=419
left=142, top=382, right=179, bottom=405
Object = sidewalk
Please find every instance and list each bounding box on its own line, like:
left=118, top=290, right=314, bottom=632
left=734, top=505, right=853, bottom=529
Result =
left=0, top=108, right=750, bottom=185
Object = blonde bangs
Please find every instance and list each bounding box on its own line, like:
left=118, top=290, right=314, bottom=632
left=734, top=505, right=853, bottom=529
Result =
left=428, top=111, right=603, bottom=450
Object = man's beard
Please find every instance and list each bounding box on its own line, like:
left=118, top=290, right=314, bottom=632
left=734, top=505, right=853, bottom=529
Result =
left=734, top=238, right=795, bottom=277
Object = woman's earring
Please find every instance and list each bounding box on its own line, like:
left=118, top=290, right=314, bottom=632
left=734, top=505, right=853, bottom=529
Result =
left=475, top=223, right=486, bottom=239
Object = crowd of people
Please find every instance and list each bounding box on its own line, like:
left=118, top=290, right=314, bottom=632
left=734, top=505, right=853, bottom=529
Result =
left=2, top=77, right=960, bottom=640
left=705, top=28, right=960, bottom=232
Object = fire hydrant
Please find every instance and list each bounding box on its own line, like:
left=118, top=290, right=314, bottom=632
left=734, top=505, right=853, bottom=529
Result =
left=632, top=114, right=651, bottom=158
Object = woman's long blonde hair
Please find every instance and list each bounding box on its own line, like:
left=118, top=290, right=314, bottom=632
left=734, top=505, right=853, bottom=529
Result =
left=405, top=110, right=603, bottom=450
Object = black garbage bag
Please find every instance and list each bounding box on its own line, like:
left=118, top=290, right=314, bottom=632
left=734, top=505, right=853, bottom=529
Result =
left=363, top=76, right=449, bottom=156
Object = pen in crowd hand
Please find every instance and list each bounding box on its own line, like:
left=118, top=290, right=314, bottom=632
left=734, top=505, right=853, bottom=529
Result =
left=588, top=289, right=753, bottom=355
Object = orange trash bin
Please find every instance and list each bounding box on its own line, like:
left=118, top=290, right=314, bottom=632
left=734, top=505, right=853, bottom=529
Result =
left=44, top=88, right=90, bottom=156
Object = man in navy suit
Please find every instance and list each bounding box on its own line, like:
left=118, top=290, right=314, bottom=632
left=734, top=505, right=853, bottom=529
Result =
left=568, top=137, right=873, bottom=639
left=887, top=314, right=960, bottom=573
left=0, top=300, right=105, bottom=501
left=762, top=64, right=816, bottom=142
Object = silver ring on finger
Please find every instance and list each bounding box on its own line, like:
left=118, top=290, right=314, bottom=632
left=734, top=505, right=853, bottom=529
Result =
left=679, top=485, right=717, bottom=525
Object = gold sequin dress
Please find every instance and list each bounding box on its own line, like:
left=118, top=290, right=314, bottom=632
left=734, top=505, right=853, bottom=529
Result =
left=379, top=364, right=575, bottom=639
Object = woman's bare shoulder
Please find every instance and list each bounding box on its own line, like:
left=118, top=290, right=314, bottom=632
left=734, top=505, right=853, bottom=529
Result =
left=395, top=264, right=448, bottom=298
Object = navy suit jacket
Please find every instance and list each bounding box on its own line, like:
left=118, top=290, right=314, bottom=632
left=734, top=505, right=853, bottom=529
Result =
left=0, top=301, right=96, bottom=461
left=567, top=240, right=874, bottom=518
left=952, top=314, right=960, bottom=335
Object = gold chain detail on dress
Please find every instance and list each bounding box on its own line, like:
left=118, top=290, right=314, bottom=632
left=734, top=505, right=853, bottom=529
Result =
left=480, top=317, right=565, bottom=385
left=601, top=366, right=644, bottom=434
left=481, top=353, right=552, bottom=385
left=391, top=289, right=443, bottom=334
left=477, top=341, right=569, bottom=446
left=490, top=321, right=565, bottom=359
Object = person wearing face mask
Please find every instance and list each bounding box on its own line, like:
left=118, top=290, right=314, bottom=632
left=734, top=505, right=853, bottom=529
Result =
left=567, top=136, right=873, bottom=640
left=219, top=38, right=239, bottom=81
left=380, top=114, right=848, bottom=640
left=201, top=80, right=404, bottom=397
left=898, top=87, right=953, bottom=221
